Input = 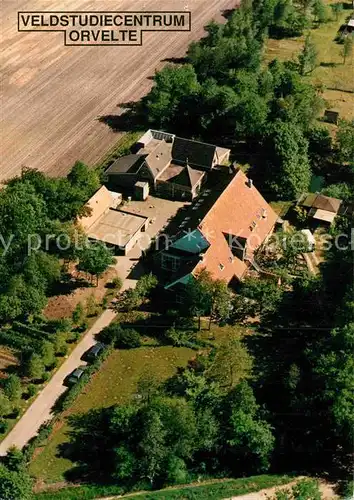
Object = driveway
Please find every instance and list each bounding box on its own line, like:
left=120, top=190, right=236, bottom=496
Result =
left=0, top=309, right=116, bottom=455
left=0, top=196, right=186, bottom=455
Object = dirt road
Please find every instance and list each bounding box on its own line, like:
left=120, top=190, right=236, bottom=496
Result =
left=0, top=0, right=236, bottom=182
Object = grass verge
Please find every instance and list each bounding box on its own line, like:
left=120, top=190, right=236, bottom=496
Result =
left=35, top=474, right=294, bottom=500
left=95, top=131, right=144, bottom=171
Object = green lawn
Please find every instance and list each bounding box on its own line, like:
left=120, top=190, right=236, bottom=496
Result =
left=264, top=1, right=354, bottom=120
left=29, top=345, right=195, bottom=484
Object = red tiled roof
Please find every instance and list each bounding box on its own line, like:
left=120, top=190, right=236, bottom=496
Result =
left=193, top=170, right=278, bottom=282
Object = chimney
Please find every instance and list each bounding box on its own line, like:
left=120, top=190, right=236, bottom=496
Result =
left=247, top=178, right=253, bottom=188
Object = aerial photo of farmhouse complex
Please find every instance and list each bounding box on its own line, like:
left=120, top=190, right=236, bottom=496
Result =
left=0, top=0, right=353, bottom=499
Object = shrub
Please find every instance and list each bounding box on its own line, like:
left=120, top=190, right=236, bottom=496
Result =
left=116, top=328, right=141, bottom=348
left=72, top=302, right=85, bottom=325
left=0, top=391, right=12, bottom=417
left=111, top=276, right=123, bottom=290
left=86, top=294, right=99, bottom=317
left=26, top=384, right=37, bottom=398
left=40, top=340, right=55, bottom=367
left=0, top=418, right=8, bottom=434
left=2, top=375, right=22, bottom=402
left=55, top=318, right=72, bottom=333
left=53, top=345, right=112, bottom=414
left=54, top=331, right=68, bottom=356
left=99, top=323, right=141, bottom=348
left=24, top=353, right=45, bottom=380
left=165, top=328, right=194, bottom=347
left=4, top=446, right=27, bottom=472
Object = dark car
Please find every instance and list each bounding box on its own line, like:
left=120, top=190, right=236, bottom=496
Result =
left=65, top=365, right=87, bottom=386
left=82, top=342, right=105, bottom=362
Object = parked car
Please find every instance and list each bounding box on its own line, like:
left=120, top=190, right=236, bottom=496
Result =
left=82, top=342, right=105, bottom=362
left=65, top=366, right=87, bottom=386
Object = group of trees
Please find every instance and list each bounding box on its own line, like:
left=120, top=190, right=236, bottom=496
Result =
left=0, top=448, right=32, bottom=500
left=0, top=162, right=116, bottom=431
left=62, top=341, right=274, bottom=488
left=0, top=163, right=114, bottom=323
left=140, top=0, right=353, bottom=201
left=140, top=0, right=328, bottom=199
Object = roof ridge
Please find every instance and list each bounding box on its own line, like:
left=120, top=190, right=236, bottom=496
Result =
left=174, top=136, right=217, bottom=149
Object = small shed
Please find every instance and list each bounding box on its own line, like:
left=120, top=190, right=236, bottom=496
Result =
left=134, top=181, right=149, bottom=201
left=324, top=110, right=339, bottom=125
left=300, top=229, right=316, bottom=252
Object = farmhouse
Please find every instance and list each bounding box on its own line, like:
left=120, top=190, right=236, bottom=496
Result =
left=155, top=168, right=278, bottom=291
left=79, top=186, right=148, bottom=254
left=105, top=130, right=230, bottom=200
left=298, top=193, right=342, bottom=225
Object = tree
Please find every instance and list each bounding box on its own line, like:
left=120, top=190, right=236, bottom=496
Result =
left=268, top=61, right=324, bottom=129
left=2, top=375, right=21, bottom=403
left=183, top=270, right=217, bottom=328
left=0, top=464, right=33, bottom=500
left=306, top=126, right=333, bottom=173
left=4, top=447, right=27, bottom=472
left=142, top=64, right=200, bottom=128
left=137, top=406, right=167, bottom=484
left=331, top=2, right=343, bottom=21
left=223, top=381, right=275, bottom=473
left=24, top=353, right=45, bottom=380
left=77, top=243, right=115, bottom=285
left=99, top=324, right=141, bottom=348
left=313, top=323, right=354, bottom=444
left=265, top=121, right=312, bottom=199
left=135, top=273, right=158, bottom=298
left=241, top=277, right=284, bottom=317
left=0, top=182, right=47, bottom=254
left=312, top=0, right=330, bottom=23
left=280, top=230, right=312, bottom=265
left=322, top=183, right=353, bottom=201
left=0, top=391, right=12, bottom=417
left=137, top=372, right=160, bottom=403
left=341, top=35, right=353, bottom=65
left=211, top=279, right=233, bottom=325
left=67, top=161, right=100, bottom=202
left=207, top=338, right=253, bottom=388
left=298, top=34, right=318, bottom=75
left=335, top=119, right=354, bottom=165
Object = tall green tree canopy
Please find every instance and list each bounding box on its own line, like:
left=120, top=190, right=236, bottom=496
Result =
left=265, top=120, right=312, bottom=199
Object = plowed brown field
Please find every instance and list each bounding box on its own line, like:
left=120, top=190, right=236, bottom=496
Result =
left=0, top=0, right=236, bottom=182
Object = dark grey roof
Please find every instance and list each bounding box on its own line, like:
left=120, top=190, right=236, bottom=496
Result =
left=106, top=154, right=145, bottom=175
left=172, top=137, right=216, bottom=169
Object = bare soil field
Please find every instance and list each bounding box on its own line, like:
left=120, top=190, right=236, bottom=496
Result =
left=0, top=0, right=236, bottom=182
